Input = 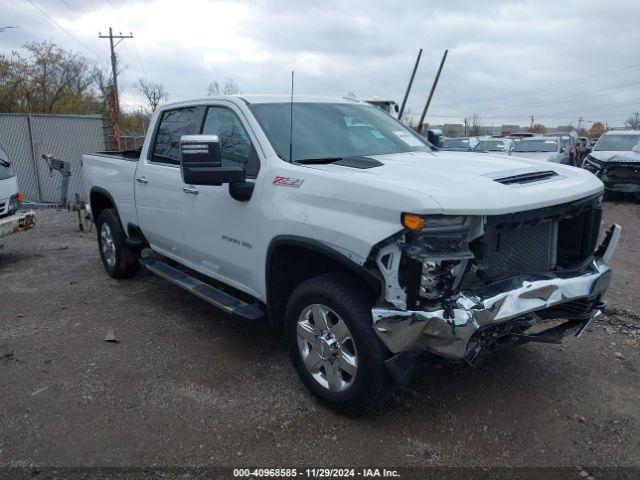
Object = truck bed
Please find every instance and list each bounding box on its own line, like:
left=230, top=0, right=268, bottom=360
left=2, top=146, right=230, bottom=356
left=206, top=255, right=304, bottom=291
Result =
left=82, top=150, right=139, bottom=227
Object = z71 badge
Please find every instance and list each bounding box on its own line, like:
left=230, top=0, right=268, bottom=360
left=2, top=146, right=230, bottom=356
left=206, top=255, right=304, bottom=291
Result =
left=273, top=176, right=304, bottom=188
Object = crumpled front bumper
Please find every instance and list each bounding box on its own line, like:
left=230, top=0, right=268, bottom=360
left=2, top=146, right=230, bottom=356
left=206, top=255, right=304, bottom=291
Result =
left=372, top=224, right=621, bottom=361
left=0, top=210, right=36, bottom=239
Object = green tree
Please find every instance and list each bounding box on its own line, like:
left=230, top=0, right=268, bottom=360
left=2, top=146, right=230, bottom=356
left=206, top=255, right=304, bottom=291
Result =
left=0, top=41, right=101, bottom=114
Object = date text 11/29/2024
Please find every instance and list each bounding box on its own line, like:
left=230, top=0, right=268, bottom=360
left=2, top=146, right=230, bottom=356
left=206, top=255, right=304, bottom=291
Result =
left=233, top=468, right=400, bottom=478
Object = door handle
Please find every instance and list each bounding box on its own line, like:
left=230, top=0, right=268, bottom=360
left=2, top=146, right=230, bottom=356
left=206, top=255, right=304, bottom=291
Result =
left=136, top=176, right=149, bottom=184
left=183, top=186, right=199, bottom=195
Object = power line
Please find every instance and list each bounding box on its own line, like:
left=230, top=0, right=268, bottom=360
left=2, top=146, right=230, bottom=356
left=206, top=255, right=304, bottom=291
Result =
left=101, top=0, right=147, bottom=78
left=25, top=0, right=102, bottom=60
left=451, top=81, right=640, bottom=116
left=435, top=63, right=640, bottom=109
left=58, top=0, right=101, bottom=34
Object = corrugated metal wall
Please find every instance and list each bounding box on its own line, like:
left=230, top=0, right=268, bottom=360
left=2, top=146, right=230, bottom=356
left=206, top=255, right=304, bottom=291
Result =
left=0, top=113, right=104, bottom=203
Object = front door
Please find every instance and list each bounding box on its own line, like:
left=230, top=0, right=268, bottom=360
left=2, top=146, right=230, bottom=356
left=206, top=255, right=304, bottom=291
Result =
left=180, top=104, right=263, bottom=297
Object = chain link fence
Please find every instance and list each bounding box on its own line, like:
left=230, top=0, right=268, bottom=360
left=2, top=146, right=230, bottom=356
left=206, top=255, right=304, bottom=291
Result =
left=0, top=113, right=105, bottom=203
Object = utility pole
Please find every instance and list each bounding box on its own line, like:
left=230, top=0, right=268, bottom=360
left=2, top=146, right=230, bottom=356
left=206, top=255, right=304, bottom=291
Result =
left=99, top=27, right=133, bottom=151
left=398, top=48, right=423, bottom=122
left=417, top=49, right=448, bottom=133
left=577, top=116, right=584, bottom=134
left=530, top=115, right=534, bottom=130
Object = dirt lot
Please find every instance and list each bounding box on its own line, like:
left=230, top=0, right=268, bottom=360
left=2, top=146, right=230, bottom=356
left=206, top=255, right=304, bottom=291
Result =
left=1, top=198, right=639, bottom=473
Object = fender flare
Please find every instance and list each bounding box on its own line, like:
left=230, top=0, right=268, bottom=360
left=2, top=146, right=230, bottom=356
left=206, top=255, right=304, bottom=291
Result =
left=89, top=186, right=119, bottom=220
left=265, top=235, right=381, bottom=314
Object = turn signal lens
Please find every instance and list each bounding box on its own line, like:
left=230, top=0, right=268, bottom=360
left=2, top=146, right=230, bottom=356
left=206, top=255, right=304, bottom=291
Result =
left=401, top=213, right=425, bottom=231
left=402, top=213, right=468, bottom=231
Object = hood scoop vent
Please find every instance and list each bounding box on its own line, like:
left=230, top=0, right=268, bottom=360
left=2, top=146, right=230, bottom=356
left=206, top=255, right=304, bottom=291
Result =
left=333, top=156, right=383, bottom=169
left=493, top=170, right=559, bottom=186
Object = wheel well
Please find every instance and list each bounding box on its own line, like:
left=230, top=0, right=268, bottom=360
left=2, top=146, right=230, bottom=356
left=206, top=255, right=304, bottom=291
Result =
left=90, top=189, right=115, bottom=222
left=266, top=241, right=381, bottom=323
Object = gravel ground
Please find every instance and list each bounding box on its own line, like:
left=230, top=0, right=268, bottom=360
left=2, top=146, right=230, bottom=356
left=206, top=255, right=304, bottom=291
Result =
left=1, top=197, right=639, bottom=472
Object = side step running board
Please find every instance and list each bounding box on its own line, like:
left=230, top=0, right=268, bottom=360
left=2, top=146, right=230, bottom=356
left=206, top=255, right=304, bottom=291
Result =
left=141, top=258, right=264, bottom=321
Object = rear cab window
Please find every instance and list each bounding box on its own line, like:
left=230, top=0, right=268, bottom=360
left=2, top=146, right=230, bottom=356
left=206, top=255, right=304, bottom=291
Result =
left=150, top=106, right=206, bottom=165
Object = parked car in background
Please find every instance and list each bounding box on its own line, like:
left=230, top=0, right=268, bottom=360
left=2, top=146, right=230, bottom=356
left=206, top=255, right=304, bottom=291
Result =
left=510, top=136, right=572, bottom=164
left=440, top=136, right=478, bottom=151
left=582, top=129, right=640, bottom=201
left=0, top=143, right=35, bottom=240
left=472, top=138, right=514, bottom=154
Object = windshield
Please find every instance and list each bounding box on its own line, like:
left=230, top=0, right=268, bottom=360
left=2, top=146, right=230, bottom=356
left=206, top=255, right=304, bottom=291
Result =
left=474, top=140, right=506, bottom=151
left=595, top=134, right=640, bottom=152
left=249, top=102, right=433, bottom=162
left=0, top=144, right=9, bottom=166
left=0, top=145, right=14, bottom=180
left=442, top=138, right=470, bottom=149
left=514, top=139, right=559, bottom=153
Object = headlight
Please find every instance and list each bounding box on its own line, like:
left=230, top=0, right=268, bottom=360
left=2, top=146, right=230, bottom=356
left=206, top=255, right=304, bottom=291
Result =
left=8, top=192, right=22, bottom=215
left=582, top=156, right=602, bottom=170
left=401, top=213, right=467, bottom=232
left=401, top=215, right=476, bottom=309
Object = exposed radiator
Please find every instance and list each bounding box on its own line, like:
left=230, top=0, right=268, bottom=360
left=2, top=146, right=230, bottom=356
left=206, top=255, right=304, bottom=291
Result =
left=463, top=221, right=555, bottom=287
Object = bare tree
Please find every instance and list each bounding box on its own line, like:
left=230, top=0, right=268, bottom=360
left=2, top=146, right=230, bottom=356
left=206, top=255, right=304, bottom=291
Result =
left=207, top=79, right=241, bottom=96
left=469, top=113, right=482, bottom=136
left=136, top=78, right=168, bottom=112
left=625, top=112, right=640, bottom=130
left=529, top=123, right=547, bottom=134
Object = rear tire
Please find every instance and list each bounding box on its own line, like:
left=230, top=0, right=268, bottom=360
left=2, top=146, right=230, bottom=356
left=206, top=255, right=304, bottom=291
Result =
left=96, top=208, right=139, bottom=279
left=284, top=272, right=394, bottom=415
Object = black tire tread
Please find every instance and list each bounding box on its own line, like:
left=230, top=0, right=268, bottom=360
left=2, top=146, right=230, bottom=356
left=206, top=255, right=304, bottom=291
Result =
left=96, top=208, right=139, bottom=279
left=285, top=272, right=394, bottom=415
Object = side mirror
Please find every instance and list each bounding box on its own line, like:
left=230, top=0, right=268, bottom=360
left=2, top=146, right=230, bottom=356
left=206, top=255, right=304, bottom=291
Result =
left=179, top=134, right=245, bottom=186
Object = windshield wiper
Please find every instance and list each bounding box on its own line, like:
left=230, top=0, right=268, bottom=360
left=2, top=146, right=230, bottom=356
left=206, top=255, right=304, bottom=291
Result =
left=0, top=159, right=10, bottom=167
left=294, top=157, right=343, bottom=165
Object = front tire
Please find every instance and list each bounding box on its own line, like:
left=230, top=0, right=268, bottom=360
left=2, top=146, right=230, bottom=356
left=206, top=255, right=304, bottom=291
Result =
left=284, top=272, right=394, bottom=414
left=96, top=208, right=139, bottom=279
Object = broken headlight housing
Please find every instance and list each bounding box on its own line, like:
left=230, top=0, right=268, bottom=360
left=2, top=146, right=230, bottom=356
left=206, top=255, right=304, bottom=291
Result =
left=582, top=156, right=602, bottom=173
left=401, top=214, right=476, bottom=309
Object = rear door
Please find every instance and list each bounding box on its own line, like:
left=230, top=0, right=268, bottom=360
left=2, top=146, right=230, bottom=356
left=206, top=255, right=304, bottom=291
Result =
left=135, top=105, right=206, bottom=259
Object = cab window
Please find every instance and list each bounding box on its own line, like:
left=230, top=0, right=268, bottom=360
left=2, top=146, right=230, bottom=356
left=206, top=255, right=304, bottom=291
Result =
left=202, top=107, right=259, bottom=176
left=151, top=106, right=205, bottom=165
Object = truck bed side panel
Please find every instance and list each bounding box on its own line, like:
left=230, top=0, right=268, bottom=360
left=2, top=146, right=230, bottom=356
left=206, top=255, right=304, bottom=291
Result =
left=82, top=153, right=138, bottom=230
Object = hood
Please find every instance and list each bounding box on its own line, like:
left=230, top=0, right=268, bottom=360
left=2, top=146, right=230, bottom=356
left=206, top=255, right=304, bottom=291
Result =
left=590, top=150, right=640, bottom=163
left=507, top=151, right=559, bottom=162
left=311, top=151, right=603, bottom=215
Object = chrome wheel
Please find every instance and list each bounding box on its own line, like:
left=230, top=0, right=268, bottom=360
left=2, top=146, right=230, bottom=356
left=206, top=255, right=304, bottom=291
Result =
left=100, top=222, right=117, bottom=268
left=296, top=304, right=358, bottom=392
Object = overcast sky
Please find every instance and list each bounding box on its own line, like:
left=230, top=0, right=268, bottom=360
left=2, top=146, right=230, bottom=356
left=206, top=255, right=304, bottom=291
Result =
left=1, top=0, right=639, bottom=128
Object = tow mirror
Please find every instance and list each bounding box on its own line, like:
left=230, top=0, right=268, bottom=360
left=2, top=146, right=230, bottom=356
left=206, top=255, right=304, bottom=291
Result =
left=179, top=134, right=245, bottom=186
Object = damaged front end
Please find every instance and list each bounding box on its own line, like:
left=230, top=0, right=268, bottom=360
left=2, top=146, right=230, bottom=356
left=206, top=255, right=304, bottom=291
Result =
left=370, top=194, right=620, bottom=372
left=583, top=155, right=640, bottom=194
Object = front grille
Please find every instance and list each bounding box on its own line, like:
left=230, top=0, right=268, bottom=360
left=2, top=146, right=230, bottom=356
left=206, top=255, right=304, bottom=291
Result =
left=607, top=165, right=640, bottom=179
left=461, top=194, right=602, bottom=289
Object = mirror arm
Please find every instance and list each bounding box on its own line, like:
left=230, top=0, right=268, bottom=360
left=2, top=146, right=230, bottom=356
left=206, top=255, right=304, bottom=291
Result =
left=229, top=181, right=254, bottom=202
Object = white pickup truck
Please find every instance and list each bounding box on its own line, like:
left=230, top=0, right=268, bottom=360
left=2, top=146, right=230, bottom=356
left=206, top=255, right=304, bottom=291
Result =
left=83, top=95, right=621, bottom=413
left=0, top=143, right=35, bottom=240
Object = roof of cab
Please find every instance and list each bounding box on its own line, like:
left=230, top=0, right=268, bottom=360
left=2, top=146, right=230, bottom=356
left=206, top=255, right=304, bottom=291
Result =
left=603, top=129, right=640, bottom=136
left=158, top=94, right=364, bottom=110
